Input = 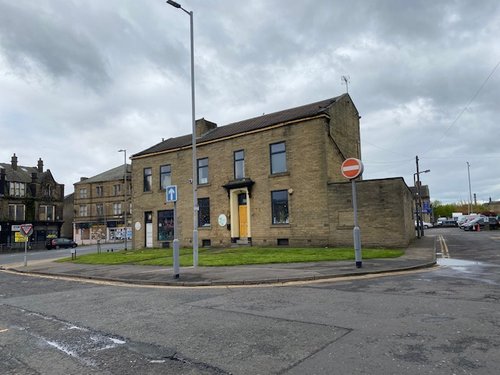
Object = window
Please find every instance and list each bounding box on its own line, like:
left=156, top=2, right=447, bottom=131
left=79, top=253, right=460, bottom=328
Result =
left=160, top=165, right=172, bottom=190
left=79, top=205, right=88, bottom=217
left=197, top=158, right=208, bottom=185
left=9, top=182, right=26, bottom=197
left=43, top=184, right=52, bottom=198
left=143, top=168, right=152, bottom=192
left=271, top=190, right=289, bottom=224
left=270, top=142, right=287, bottom=174
left=158, top=210, right=174, bottom=241
left=96, top=203, right=104, bottom=216
left=198, top=198, right=210, bottom=227
left=96, top=186, right=103, bottom=197
left=113, top=184, right=121, bottom=196
left=79, top=188, right=88, bottom=198
left=39, top=205, right=55, bottom=221
left=8, top=204, right=25, bottom=221
left=113, top=203, right=122, bottom=215
left=234, top=150, right=245, bottom=179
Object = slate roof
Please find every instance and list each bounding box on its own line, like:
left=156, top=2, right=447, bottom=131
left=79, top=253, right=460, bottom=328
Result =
left=0, top=162, right=43, bottom=183
left=74, top=164, right=131, bottom=185
left=133, top=94, right=346, bottom=158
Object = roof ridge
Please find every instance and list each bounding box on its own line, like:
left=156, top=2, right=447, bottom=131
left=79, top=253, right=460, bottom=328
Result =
left=132, top=95, right=344, bottom=158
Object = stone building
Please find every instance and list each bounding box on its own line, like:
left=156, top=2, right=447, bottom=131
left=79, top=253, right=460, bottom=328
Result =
left=61, top=193, right=74, bottom=239
left=130, top=94, right=415, bottom=249
left=409, top=184, right=432, bottom=223
left=73, top=165, right=131, bottom=245
left=0, top=154, right=64, bottom=249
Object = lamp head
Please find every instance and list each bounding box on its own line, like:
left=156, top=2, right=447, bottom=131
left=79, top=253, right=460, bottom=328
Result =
left=167, top=0, right=181, bottom=8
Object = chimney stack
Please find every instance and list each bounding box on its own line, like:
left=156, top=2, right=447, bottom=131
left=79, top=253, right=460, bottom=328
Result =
left=11, top=153, right=18, bottom=170
left=195, top=118, right=217, bottom=138
left=37, top=158, right=44, bottom=173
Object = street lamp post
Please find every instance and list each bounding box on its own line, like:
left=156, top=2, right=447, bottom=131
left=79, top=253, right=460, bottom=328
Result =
left=414, top=156, right=430, bottom=238
left=167, top=0, right=198, bottom=267
left=466, top=161, right=472, bottom=214
left=118, top=149, right=128, bottom=250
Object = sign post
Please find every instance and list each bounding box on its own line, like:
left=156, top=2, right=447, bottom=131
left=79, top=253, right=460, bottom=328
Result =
left=20, top=224, right=33, bottom=267
left=341, top=159, right=364, bottom=268
left=166, top=185, right=180, bottom=279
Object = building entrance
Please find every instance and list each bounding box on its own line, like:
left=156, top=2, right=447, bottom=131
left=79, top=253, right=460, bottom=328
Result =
left=238, top=193, right=248, bottom=238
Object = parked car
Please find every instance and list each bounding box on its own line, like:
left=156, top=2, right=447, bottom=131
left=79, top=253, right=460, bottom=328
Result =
left=458, top=215, right=479, bottom=229
left=462, top=217, right=484, bottom=231
left=462, top=216, right=498, bottom=231
left=486, top=217, right=499, bottom=230
left=45, top=238, right=78, bottom=250
left=435, top=219, right=458, bottom=228
left=415, top=220, right=433, bottom=229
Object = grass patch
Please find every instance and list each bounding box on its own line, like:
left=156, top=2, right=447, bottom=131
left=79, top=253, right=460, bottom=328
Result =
left=58, top=247, right=403, bottom=267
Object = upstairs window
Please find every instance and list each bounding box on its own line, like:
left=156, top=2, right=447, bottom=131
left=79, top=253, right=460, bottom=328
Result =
left=234, top=150, right=245, bottom=179
left=96, top=203, right=104, bottom=216
left=79, top=205, right=88, bottom=217
left=8, top=204, right=25, bottom=221
left=160, top=165, right=172, bottom=190
left=143, top=168, right=152, bottom=192
left=113, top=203, right=122, bottom=215
left=79, top=188, right=88, bottom=199
left=96, top=186, right=103, bottom=197
left=39, top=205, right=55, bottom=221
left=197, top=158, right=208, bottom=185
left=113, top=184, right=121, bottom=196
left=270, top=142, right=287, bottom=174
left=9, top=182, right=26, bottom=197
left=43, top=184, right=53, bottom=198
left=271, top=190, right=289, bottom=224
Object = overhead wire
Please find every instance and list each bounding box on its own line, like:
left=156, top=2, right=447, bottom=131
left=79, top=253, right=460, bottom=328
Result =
left=420, top=59, right=500, bottom=156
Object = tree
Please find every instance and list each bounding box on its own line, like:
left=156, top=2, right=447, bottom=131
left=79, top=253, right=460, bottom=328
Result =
left=432, top=200, right=488, bottom=219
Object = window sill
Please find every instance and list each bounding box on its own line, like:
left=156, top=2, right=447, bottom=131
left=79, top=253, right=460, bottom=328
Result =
left=270, top=224, right=291, bottom=228
left=199, top=225, right=212, bottom=230
left=269, top=172, right=290, bottom=178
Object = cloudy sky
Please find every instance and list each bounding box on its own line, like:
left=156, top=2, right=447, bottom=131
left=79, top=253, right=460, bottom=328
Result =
left=0, top=0, right=499, bottom=204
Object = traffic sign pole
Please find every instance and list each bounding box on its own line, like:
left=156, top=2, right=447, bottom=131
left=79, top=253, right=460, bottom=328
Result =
left=341, top=159, right=364, bottom=268
left=352, top=180, right=362, bottom=268
left=20, top=224, right=33, bottom=267
left=166, top=186, right=180, bottom=279
left=24, top=239, right=28, bottom=267
left=173, top=201, right=180, bottom=279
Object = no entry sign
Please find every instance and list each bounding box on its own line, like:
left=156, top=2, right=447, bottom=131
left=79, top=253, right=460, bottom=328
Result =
left=341, top=158, right=364, bottom=180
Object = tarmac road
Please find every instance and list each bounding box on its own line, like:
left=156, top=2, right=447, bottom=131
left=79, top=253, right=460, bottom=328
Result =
left=1, top=228, right=499, bottom=374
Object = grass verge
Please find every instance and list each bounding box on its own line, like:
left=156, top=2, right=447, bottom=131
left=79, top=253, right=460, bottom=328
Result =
left=57, top=247, right=404, bottom=267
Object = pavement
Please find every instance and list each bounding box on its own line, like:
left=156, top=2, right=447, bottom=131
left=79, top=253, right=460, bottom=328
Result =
left=2, top=235, right=437, bottom=287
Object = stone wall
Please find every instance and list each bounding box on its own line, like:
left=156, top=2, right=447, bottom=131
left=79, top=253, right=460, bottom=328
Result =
left=328, top=178, right=415, bottom=248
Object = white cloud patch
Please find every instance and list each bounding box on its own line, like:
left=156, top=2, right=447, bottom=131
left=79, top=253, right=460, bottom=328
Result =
left=0, top=0, right=499, bottom=204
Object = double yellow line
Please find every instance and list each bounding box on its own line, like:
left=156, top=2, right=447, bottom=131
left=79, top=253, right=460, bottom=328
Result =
left=437, top=235, right=450, bottom=258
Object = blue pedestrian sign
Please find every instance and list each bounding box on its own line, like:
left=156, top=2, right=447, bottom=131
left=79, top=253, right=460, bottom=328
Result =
left=166, top=185, right=178, bottom=202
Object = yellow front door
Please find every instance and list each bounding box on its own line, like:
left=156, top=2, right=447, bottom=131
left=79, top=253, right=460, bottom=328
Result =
left=239, top=205, right=248, bottom=237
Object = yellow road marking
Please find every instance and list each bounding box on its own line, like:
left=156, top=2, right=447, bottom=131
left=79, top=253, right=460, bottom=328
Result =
left=438, top=235, right=450, bottom=258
